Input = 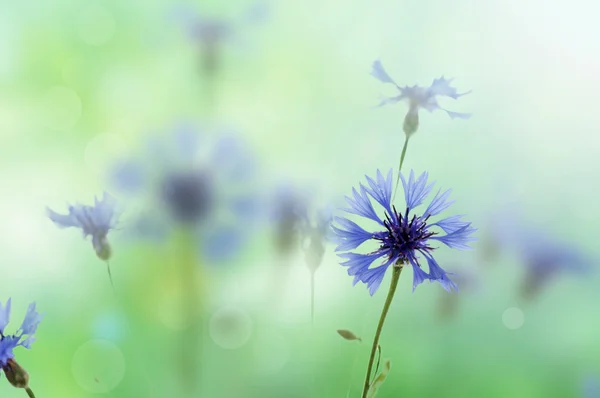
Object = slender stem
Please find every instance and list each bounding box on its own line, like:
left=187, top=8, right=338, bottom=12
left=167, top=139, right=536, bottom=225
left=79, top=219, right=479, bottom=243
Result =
left=103, top=261, right=156, bottom=398
left=361, top=264, right=403, bottom=398
left=310, top=270, right=316, bottom=326
left=105, top=261, right=116, bottom=295
left=25, top=387, right=36, bottom=398
left=392, top=137, right=410, bottom=202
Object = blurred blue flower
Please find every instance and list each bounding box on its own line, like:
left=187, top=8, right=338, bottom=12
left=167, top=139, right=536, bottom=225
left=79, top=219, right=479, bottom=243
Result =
left=109, top=124, right=260, bottom=264
left=46, top=192, right=119, bottom=260
left=269, top=184, right=310, bottom=257
left=371, top=60, right=471, bottom=136
left=333, top=169, right=476, bottom=295
left=488, top=210, right=594, bottom=299
left=172, top=2, right=268, bottom=74
left=0, top=299, right=42, bottom=368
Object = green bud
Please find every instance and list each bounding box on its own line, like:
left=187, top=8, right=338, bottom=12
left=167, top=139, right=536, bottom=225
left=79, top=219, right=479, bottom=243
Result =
left=3, top=358, right=29, bottom=389
left=403, top=109, right=419, bottom=137
left=95, top=236, right=112, bottom=261
left=336, top=329, right=362, bottom=342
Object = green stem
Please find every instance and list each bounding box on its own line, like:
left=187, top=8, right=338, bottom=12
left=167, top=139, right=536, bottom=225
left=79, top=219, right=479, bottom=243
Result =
left=25, top=387, right=36, bottom=398
left=105, top=261, right=116, bottom=295
left=392, top=137, right=410, bottom=202
left=361, top=264, right=403, bottom=398
left=310, top=270, right=316, bottom=326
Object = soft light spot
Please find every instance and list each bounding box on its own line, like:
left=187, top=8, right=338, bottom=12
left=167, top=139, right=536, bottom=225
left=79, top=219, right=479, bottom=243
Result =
left=84, top=133, right=130, bottom=176
left=209, top=306, right=253, bottom=350
left=76, top=6, right=116, bottom=46
left=39, top=86, right=82, bottom=131
left=502, top=307, right=524, bottom=330
left=253, top=332, right=289, bottom=375
left=71, top=340, right=125, bottom=393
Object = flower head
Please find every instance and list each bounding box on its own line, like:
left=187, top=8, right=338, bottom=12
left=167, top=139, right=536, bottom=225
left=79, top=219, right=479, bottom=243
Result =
left=109, top=123, right=260, bottom=263
left=269, top=184, right=310, bottom=256
left=0, top=300, right=42, bottom=369
left=371, top=60, right=471, bottom=136
left=333, top=169, right=476, bottom=295
left=47, top=192, right=119, bottom=260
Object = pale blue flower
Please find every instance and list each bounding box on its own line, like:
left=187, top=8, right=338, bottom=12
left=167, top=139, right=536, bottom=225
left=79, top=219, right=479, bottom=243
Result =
left=371, top=59, right=471, bottom=135
left=47, top=192, right=119, bottom=260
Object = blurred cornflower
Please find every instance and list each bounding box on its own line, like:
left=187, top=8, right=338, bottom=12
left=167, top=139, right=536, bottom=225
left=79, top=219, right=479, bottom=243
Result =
left=370, top=59, right=471, bottom=199
left=333, top=169, right=476, bottom=295
left=173, top=2, right=267, bottom=75
left=371, top=60, right=472, bottom=136
left=487, top=211, right=593, bottom=300
left=0, top=299, right=42, bottom=394
left=46, top=192, right=119, bottom=261
left=110, top=123, right=259, bottom=264
left=269, top=184, right=309, bottom=258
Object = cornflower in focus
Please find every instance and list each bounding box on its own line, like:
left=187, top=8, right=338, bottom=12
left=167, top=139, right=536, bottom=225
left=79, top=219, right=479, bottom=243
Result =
left=0, top=299, right=42, bottom=396
left=110, top=123, right=259, bottom=263
left=47, top=192, right=119, bottom=261
left=333, top=169, right=476, bottom=295
left=333, top=169, right=475, bottom=398
left=173, top=2, right=267, bottom=75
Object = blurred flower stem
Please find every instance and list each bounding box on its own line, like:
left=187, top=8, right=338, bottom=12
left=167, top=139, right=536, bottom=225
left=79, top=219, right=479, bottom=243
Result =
left=361, top=263, right=403, bottom=398
left=25, top=388, right=36, bottom=398
left=102, top=261, right=157, bottom=398
left=392, top=137, right=410, bottom=201
left=174, top=227, right=205, bottom=395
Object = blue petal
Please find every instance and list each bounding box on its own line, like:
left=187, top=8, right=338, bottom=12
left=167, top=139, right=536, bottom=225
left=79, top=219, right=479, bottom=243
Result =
left=338, top=252, right=381, bottom=277
left=331, top=216, right=373, bottom=251
left=423, top=188, right=454, bottom=217
left=400, top=170, right=435, bottom=209
left=408, top=259, right=429, bottom=292
left=202, top=226, right=246, bottom=263
left=441, top=109, right=472, bottom=119
left=109, top=160, right=146, bottom=194
left=0, top=298, right=11, bottom=334
left=423, top=253, right=458, bottom=292
left=431, top=215, right=469, bottom=233
left=370, top=60, right=399, bottom=86
left=431, top=224, right=477, bottom=250
left=375, top=95, right=403, bottom=108
left=363, top=169, right=393, bottom=214
left=46, top=207, right=81, bottom=229
left=0, top=336, right=19, bottom=366
left=343, top=186, right=383, bottom=225
left=428, top=77, right=471, bottom=99
left=19, top=302, right=42, bottom=336
left=358, top=263, right=392, bottom=296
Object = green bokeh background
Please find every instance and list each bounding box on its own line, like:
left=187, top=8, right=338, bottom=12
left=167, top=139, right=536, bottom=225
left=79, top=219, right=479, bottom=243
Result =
left=1, top=0, right=599, bottom=397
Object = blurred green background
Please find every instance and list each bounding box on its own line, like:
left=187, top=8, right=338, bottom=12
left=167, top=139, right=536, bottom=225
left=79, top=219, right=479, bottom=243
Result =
left=1, top=0, right=599, bottom=397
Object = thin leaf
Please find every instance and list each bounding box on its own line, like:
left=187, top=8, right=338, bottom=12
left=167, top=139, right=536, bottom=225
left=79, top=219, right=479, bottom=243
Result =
left=367, top=359, right=392, bottom=398
left=336, top=329, right=362, bottom=342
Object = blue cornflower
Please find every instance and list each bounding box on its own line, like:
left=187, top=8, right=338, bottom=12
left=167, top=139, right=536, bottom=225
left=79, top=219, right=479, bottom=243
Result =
left=371, top=60, right=471, bottom=136
left=333, top=169, right=476, bottom=295
left=0, top=299, right=42, bottom=369
left=46, top=192, right=119, bottom=260
left=109, top=124, right=259, bottom=263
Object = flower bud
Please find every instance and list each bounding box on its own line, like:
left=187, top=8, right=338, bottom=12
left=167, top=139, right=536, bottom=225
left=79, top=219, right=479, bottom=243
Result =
left=403, top=108, right=419, bottom=137
left=94, top=236, right=112, bottom=261
left=2, top=358, right=29, bottom=389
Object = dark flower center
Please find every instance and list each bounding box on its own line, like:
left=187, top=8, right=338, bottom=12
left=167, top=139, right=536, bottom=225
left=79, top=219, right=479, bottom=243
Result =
left=161, top=171, right=213, bottom=223
left=374, top=206, right=436, bottom=261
